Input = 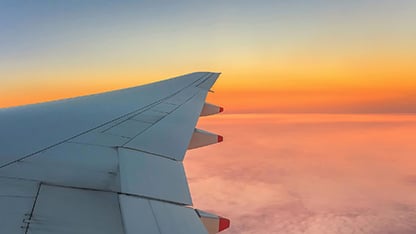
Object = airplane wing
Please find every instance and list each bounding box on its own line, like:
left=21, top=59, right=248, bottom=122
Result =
left=0, top=72, right=230, bottom=234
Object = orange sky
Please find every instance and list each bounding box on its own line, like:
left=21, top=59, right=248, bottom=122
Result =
left=1, top=1, right=415, bottom=113
left=2, top=59, right=416, bottom=113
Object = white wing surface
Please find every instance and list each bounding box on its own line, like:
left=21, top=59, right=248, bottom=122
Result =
left=0, top=72, right=229, bottom=234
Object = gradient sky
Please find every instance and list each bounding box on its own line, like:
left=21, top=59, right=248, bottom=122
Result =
left=1, top=0, right=416, bottom=112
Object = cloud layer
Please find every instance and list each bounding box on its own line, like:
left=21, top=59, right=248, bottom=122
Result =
left=185, top=114, right=416, bottom=234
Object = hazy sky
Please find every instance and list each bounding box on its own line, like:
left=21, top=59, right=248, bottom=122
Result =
left=1, top=0, right=416, bottom=112
left=186, top=114, right=416, bottom=233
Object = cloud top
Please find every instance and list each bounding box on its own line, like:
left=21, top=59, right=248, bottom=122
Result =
left=186, top=114, right=416, bottom=234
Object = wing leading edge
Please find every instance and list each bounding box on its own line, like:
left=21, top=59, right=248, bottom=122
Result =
left=0, top=72, right=230, bottom=234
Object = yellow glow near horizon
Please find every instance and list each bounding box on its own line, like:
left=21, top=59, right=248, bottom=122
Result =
left=1, top=1, right=415, bottom=112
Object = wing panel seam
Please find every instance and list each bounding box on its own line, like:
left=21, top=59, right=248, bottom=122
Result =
left=23, top=182, right=42, bottom=234
left=34, top=181, right=191, bottom=206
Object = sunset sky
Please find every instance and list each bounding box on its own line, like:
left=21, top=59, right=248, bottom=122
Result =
left=1, top=0, right=416, bottom=112
left=1, top=1, right=416, bottom=234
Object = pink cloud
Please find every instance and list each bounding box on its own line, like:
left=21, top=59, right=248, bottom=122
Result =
left=185, top=114, right=416, bottom=234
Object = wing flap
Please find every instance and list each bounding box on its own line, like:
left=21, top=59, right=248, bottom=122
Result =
left=0, top=144, right=193, bottom=205
left=0, top=178, right=39, bottom=234
left=0, top=143, right=119, bottom=191
left=7, top=184, right=208, bottom=234
left=120, top=195, right=208, bottom=234
left=27, top=185, right=124, bottom=234
left=149, top=199, right=208, bottom=234
left=118, top=148, right=192, bottom=205
left=119, top=195, right=161, bottom=234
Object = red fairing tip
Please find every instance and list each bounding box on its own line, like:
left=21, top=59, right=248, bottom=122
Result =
left=217, top=135, right=223, bottom=142
left=219, top=107, right=224, bottom=113
left=218, top=217, right=230, bottom=232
